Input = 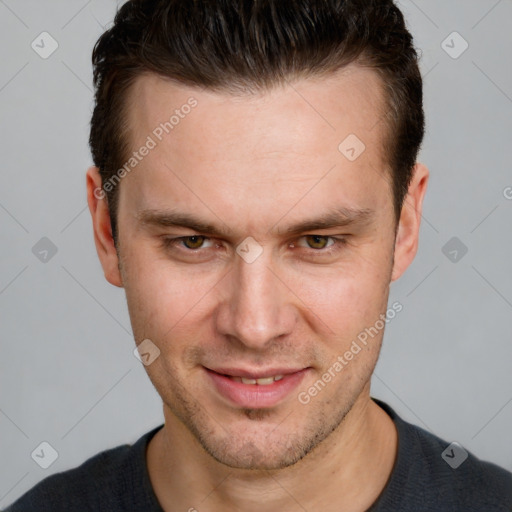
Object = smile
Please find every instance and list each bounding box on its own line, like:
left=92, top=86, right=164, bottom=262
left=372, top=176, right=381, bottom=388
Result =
left=204, top=367, right=309, bottom=408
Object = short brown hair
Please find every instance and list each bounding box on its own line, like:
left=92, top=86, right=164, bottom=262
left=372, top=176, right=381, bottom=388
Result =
left=90, top=0, right=425, bottom=245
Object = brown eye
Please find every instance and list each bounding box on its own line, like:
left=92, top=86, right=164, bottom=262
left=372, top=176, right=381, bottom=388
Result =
left=182, top=236, right=206, bottom=249
left=304, top=235, right=330, bottom=249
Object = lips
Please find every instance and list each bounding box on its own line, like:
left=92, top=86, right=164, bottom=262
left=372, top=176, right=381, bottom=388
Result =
left=204, top=366, right=309, bottom=408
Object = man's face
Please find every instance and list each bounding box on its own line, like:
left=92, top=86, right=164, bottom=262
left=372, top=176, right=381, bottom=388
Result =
left=106, top=66, right=408, bottom=469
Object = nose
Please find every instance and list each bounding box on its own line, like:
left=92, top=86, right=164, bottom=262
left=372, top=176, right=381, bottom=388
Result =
left=214, top=248, right=297, bottom=351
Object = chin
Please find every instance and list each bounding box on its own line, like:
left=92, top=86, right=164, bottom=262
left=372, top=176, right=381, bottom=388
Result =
left=206, top=441, right=307, bottom=471
left=194, top=419, right=328, bottom=471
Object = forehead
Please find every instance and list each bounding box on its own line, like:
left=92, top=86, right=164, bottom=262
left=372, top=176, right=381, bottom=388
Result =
left=119, top=66, right=392, bottom=234
left=126, top=65, right=388, bottom=154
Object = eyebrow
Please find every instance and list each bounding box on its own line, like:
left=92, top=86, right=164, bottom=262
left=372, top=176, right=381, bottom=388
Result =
left=275, top=207, right=375, bottom=236
left=136, top=206, right=375, bottom=238
left=137, top=210, right=232, bottom=236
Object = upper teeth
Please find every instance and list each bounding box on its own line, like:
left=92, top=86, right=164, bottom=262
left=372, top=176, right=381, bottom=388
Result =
left=230, top=375, right=284, bottom=385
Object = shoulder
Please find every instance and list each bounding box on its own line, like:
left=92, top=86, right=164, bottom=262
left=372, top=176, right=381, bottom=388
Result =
left=373, top=400, right=512, bottom=511
left=4, top=426, right=163, bottom=512
left=5, top=445, right=130, bottom=511
left=410, top=420, right=512, bottom=507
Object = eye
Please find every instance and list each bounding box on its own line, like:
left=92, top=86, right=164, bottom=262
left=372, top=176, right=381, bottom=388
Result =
left=300, top=235, right=334, bottom=250
left=181, top=235, right=208, bottom=250
left=289, top=235, right=348, bottom=259
left=163, top=235, right=215, bottom=251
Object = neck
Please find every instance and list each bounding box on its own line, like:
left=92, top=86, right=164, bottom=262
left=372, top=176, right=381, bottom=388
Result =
left=147, top=388, right=397, bottom=512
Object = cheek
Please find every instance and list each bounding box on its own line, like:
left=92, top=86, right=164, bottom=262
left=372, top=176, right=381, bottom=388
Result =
left=121, top=249, right=219, bottom=339
left=290, top=256, right=391, bottom=337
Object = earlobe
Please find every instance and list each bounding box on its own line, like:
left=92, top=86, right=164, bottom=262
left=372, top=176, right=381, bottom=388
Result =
left=391, top=162, right=429, bottom=282
left=86, top=166, right=124, bottom=288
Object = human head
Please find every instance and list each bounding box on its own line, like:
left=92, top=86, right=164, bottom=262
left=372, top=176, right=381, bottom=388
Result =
left=89, top=0, right=425, bottom=246
left=86, top=0, right=428, bottom=471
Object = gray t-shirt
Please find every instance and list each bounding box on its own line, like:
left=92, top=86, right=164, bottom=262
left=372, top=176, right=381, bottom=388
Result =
left=5, top=400, right=512, bottom=511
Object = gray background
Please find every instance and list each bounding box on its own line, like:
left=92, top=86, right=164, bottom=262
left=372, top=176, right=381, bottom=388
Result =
left=1, top=0, right=511, bottom=507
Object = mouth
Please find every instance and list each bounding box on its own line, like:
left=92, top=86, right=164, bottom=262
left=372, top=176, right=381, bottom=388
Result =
left=204, top=366, right=309, bottom=409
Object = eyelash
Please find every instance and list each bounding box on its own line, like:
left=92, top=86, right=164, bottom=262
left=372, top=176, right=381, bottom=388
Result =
left=161, top=235, right=348, bottom=258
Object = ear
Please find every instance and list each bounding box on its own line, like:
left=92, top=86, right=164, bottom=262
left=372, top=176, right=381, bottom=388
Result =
left=86, top=166, right=124, bottom=287
left=391, top=162, right=429, bottom=282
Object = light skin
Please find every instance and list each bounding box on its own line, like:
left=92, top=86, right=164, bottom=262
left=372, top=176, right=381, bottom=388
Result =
left=87, top=65, right=428, bottom=511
